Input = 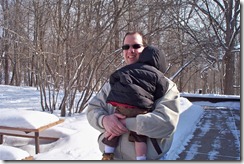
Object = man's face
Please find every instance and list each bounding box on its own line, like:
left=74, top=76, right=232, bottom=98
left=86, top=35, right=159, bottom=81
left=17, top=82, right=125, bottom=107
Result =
left=122, top=33, right=144, bottom=65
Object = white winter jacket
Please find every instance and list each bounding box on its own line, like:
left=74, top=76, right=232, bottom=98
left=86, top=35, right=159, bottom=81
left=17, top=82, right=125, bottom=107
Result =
left=86, top=77, right=180, bottom=160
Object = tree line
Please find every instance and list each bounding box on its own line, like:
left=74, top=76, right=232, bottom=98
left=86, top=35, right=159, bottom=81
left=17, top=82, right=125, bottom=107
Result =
left=0, top=0, right=240, bottom=116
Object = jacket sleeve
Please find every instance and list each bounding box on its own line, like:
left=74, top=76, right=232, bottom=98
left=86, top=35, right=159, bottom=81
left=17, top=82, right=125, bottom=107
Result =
left=86, top=82, right=114, bottom=132
left=125, top=78, right=180, bottom=139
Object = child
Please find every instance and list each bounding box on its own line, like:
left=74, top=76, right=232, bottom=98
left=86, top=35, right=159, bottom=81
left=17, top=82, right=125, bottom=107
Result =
left=102, top=46, right=168, bottom=160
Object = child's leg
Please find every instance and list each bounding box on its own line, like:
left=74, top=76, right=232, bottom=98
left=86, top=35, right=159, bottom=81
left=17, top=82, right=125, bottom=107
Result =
left=101, top=136, right=120, bottom=160
left=104, top=144, right=115, bottom=153
left=102, top=144, right=115, bottom=160
left=129, top=131, right=147, bottom=160
left=135, top=141, right=147, bottom=160
left=102, top=135, right=120, bottom=152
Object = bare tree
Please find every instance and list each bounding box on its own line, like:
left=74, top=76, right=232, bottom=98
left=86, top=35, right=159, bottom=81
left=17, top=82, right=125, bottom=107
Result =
left=1, top=0, right=10, bottom=85
left=0, top=0, right=240, bottom=117
left=190, top=0, right=240, bottom=94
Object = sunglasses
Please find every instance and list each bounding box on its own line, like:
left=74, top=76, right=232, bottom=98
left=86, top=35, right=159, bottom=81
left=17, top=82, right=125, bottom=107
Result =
left=122, top=44, right=143, bottom=50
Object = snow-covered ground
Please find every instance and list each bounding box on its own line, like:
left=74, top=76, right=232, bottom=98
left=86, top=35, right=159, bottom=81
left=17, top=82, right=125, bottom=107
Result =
left=0, top=85, right=240, bottom=162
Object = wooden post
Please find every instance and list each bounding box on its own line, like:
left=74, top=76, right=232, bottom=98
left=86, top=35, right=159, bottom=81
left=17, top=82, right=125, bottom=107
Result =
left=35, top=132, right=40, bottom=154
left=0, top=134, right=3, bottom=144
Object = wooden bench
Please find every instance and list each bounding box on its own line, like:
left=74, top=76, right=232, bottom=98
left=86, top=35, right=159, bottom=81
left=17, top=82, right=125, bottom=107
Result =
left=0, top=119, right=64, bottom=154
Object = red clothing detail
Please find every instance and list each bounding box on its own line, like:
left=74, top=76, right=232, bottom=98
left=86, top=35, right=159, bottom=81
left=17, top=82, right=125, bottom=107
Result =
left=108, top=101, right=138, bottom=109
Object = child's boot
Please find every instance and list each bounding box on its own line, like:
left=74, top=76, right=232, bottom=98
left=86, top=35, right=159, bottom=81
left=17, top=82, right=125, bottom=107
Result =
left=102, top=153, right=114, bottom=160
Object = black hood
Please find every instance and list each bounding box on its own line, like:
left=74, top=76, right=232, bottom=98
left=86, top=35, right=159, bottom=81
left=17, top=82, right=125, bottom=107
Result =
left=138, top=46, right=167, bottom=73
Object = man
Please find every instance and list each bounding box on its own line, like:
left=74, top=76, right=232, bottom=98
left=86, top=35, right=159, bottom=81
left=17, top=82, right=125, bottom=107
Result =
left=86, top=31, right=180, bottom=160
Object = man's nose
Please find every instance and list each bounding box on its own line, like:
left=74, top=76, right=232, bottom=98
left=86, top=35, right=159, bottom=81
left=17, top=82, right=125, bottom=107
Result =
left=129, top=47, right=135, bottom=52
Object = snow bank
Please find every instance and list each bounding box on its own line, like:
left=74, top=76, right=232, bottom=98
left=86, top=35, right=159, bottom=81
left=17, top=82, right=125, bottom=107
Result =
left=166, top=97, right=204, bottom=160
left=0, top=145, right=31, bottom=160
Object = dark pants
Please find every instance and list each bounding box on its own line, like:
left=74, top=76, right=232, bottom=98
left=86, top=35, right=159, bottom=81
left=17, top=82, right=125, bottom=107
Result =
left=102, top=106, right=148, bottom=147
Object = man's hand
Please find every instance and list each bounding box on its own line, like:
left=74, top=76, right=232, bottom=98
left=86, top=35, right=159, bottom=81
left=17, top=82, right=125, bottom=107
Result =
left=102, top=113, right=128, bottom=138
left=104, top=131, right=117, bottom=141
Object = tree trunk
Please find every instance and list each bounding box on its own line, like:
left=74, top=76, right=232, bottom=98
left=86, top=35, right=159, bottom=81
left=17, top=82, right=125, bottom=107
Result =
left=223, top=51, right=235, bottom=95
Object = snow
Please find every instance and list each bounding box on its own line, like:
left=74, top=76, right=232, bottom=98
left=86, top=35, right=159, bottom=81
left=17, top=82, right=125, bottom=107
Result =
left=0, top=85, right=240, bottom=161
left=0, top=109, right=59, bottom=129
left=0, top=145, right=30, bottom=160
left=166, top=97, right=204, bottom=160
left=180, top=92, right=240, bottom=100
